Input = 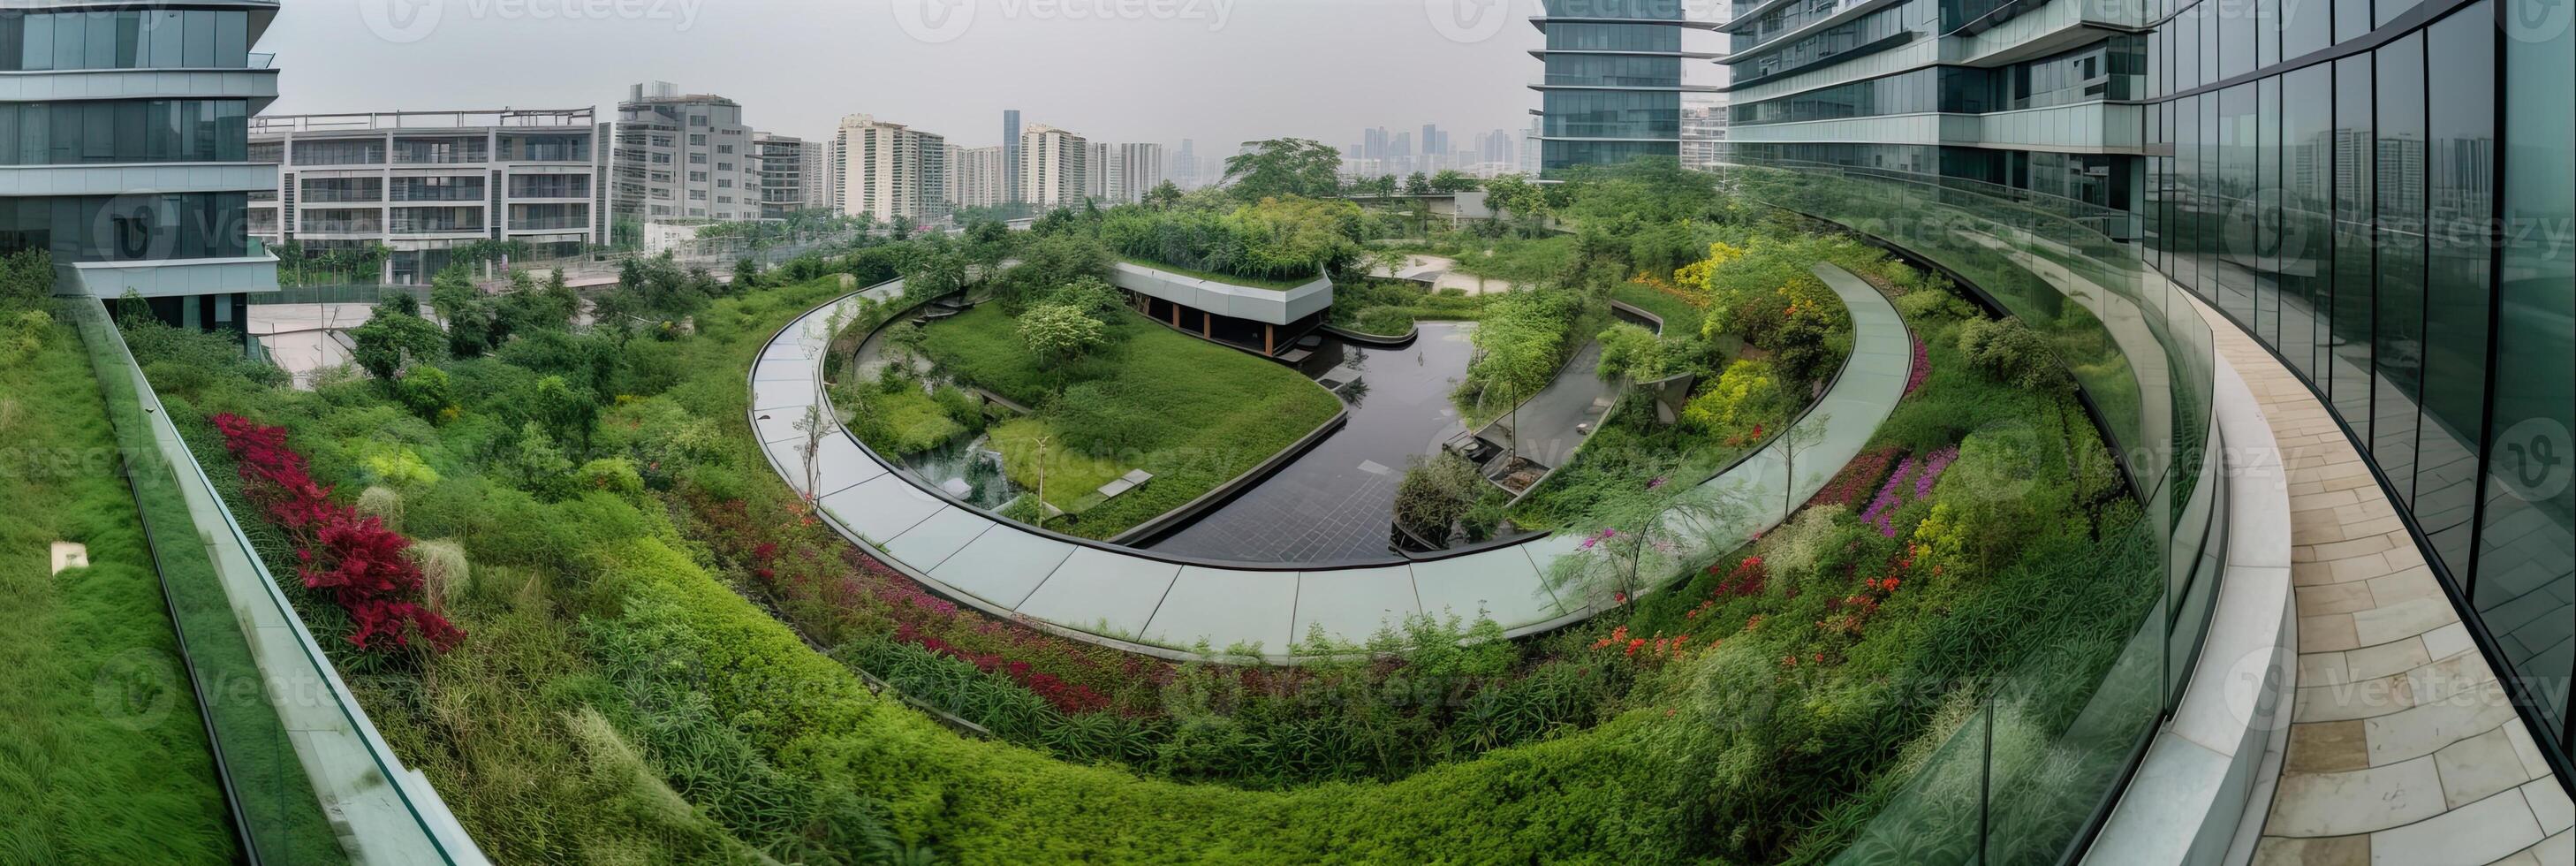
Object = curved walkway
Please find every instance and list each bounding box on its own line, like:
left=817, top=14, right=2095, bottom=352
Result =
left=746, top=264, right=1910, bottom=660
left=2201, top=296, right=2576, bottom=864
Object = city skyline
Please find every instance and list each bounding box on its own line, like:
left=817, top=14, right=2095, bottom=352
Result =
left=265, top=1, right=1543, bottom=159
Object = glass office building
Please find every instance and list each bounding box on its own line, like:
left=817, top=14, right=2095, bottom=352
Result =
left=1725, top=0, right=2572, bottom=766
left=2140, top=0, right=2573, bottom=761
left=1529, top=0, right=1724, bottom=177
left=0, top=2, right=283, bottom=332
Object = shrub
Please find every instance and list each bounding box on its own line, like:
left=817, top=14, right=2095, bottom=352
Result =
left=1958, top=316, right=2068, bottom=392
left=1682, top=358, right=1784, bottom=437
left=356, top=485, right=405, bottom=532
left=406, top=538, right=471, bottom=611
left=1352, top=306, right=1415, bottom=337
left=1394, top=452, right=1488, bottom=541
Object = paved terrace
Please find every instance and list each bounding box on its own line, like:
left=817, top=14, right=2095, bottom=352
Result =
left=2210, top=290, right=2576, bottom=864
left=746, top=264, right=1910, bottom=659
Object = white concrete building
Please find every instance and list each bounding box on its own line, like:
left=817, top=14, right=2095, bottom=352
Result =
left=1018, top=124, right=1087, bottom=209
left=945, top=144, right=1007, bottom=210
left=833, top=114, right=947, bottom=224
left=1102, top=142, right=1165, bottom=204
left=250, top=109, right=600, bottom=284
left=611, top=81, right=759, bottom=225
left=6, top=2, right=284, bottom=332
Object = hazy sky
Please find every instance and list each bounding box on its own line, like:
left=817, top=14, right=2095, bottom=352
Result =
left=264, top=0, right=1557, bottom=152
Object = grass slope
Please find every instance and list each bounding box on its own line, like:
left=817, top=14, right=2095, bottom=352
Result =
left=917, top=305, right=1340, bottom=537
left=0, top=315, right=235, bottom=864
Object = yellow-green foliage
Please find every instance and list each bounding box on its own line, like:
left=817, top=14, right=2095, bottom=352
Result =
left=1683, top=358, right=1785, bottom=435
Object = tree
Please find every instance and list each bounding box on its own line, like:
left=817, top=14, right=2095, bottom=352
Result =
left=1775, top=414, right=1830, bottom=521
left=1428, top=170, right=1481, bottom=194
left=1549, top=475, right=1753, bottom=612
left=348, top=300, right=447, bottom=381
left=1404, top=172, right=1432, bottom=196
left=428, top=264, right=502, bottom=357
left=1145, top=180, right=1185, bottom=209
left=533, top=375, right=600, bottom=452
left=902, top=247, right=970, bottom=300
left=1015, top=303, right=1105, bottom=367
left=1223, top=139, right=1343, bottom=200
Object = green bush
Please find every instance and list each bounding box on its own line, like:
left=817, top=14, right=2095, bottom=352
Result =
left=1350, top=306, right=1415, bottom=337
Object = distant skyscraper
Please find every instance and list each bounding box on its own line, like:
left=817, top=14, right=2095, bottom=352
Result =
left=1174, top=139, right=1199, bottom=188
left=1421, top=125, right=1449, bottom=163
left=1002, top=110, right=1023, bottom=203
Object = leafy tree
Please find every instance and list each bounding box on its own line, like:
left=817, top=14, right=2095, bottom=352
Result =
left=902, top=247, right=970, bottom=300
left=1427, top=170, right=1481, bottom=194
left=429, top=265, right=504, bottom=356
left=348, top=299, right=447, bottom=381
left=1015, top=303, right=1105, bottom=367
left=1222, top=138, right=1343, bottom=201
left=1144, top=180, right=1184, bottom=209
left=1405, top=172, right=1431, bottom=196
left=533, top=374, right=601, bottom=452
left=394, top=365, right=456, bottom=422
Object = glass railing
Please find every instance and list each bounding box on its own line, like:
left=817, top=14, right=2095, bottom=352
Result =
left=63, top=299, right=481, bottom=865
left=1728, top=157, right=2226, bottom=865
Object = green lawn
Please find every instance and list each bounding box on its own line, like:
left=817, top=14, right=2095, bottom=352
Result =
left=1610, top=281, right=1708, bottom=336
left=1117, top=255, right=1317, bottom=291
left=915, top=305, right=1341, bottom=538
left=0, top=314, right=236, bottom=863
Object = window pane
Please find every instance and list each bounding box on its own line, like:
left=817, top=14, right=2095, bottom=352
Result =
left=2373, top=32, right=2426, bottom=505
left=2282, top=64, right=2333, bottom=383
left=2330, top=55, right=2375, bottom=423
left=2416, top=4, right=2494, bottom=574
left=2481, top=0, right=2575, bottom=748
left=2219, top=84, right=2258, bottom=323
left=2257, top=76, right=2282, bottom=345
left=2337, top=0, right=2370, bottom=42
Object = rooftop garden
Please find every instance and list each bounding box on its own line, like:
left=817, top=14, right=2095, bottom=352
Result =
left=102, top=158, right=2169, bottom=865
left=1096, top=194, right=1364, bottom=289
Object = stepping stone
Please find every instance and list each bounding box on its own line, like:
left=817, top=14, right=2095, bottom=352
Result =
left=49, top=542, right=87, bottom=576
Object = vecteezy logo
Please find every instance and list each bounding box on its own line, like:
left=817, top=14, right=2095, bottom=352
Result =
left=360, top=0, right=446, bottom=44
left=2497, top=418, right=2572, bottom=503
left=892, top=0, right=979, bottom=44
left=1426, top=0, right=1516, bottom=44
left=2507, top=0, right=2573, bottom=42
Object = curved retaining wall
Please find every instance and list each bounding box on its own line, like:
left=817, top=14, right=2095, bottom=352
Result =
left=747, top=267, right=1913, bottom=662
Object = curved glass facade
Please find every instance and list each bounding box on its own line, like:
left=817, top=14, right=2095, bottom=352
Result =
left=2143, top=0, right=2574, bottom=761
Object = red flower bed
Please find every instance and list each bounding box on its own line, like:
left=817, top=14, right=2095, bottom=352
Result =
left=212, top=414, right=463, bottom=653
left=1903, top=336, right=1931, bottom=397
left=1812, top=447, right=1900, bottom=510
left=678, top=485, right=1171, bottom=716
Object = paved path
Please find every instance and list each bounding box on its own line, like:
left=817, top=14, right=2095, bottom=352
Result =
left=746, top=265, right=1909, bottom=660
left=2209, top=297, right=2575, bottom=865
left=1370, top=254, right=1519, bottom=296
left=1475, top=339, right=1618, bottom=472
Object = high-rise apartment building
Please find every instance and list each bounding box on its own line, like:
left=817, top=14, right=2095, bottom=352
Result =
left=945, top=144, right=1008, bottom=210
left=800, top=141, right=833, bottom=212
left=1085, top=141, right=1110, bottom=201
left=2, top=3, right=283, bottom=332
left=1098, top=142, right=1165, bottom=204
left=1174, top=139, right=1199, bottom=189
left=251, top=109, right=601, bottom=285
left=1019, top=124, right=1087, bottom=208
left=1529, top=0, right=1722, bottom=177
left=834, top=114, right=947, bottom=224
left=611, top=81, right=760, bottom=225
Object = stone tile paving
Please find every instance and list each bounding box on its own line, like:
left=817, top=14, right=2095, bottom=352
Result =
left=2201, top=301, right=2575, bottom=866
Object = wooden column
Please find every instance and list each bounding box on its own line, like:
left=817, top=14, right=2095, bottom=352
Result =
left=1200, top=311, right=1211, bottom=338
left=1171, top=303, right=1180, bottom=328
left=1265, top=323, right=1276, bottom=355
